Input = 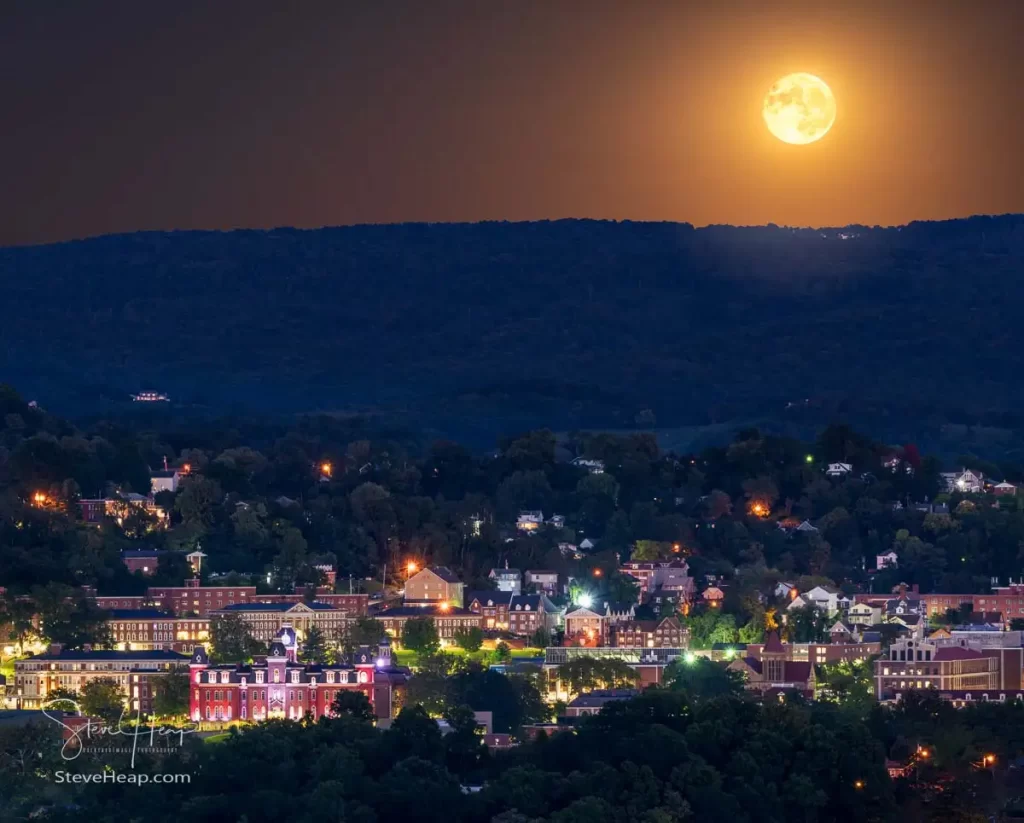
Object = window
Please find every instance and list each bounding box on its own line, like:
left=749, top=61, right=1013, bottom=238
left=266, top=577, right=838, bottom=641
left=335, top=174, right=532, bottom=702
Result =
left=256, top=671, right=265, bottom=684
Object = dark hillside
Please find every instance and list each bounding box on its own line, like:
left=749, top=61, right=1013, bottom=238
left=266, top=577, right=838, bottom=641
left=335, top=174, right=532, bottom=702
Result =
left=2, top=216, right=1023, bottom=444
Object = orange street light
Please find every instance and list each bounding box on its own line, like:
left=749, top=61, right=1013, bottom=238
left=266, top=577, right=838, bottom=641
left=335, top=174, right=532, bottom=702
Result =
left=853, top=780, right=864, bottom=790
left=984, top=754, right=995, bottom=766
left=438, top=601, right=450, bottom=612
left=406, top=561, right=418, bottom=576
left=592, top=568, right=602, bottom=577
left=182, top=463, right=192, bottom=474
left=320, top=461, right=333, bottom=477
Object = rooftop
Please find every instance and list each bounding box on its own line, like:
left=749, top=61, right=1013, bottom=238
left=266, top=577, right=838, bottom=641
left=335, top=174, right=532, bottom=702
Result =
left=103, top=608, right=176, bottom=619
left=376, top=605, right=476, bottom=618
left=215, top=602, right=339, bottom=612
left=23, top=649, right=189, bottom=662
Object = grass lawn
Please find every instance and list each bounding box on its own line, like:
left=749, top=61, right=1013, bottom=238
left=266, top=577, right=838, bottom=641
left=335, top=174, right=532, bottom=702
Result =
left=203, top=733, right=231, bottom=744
left=510, top=648, right=544, bottom=659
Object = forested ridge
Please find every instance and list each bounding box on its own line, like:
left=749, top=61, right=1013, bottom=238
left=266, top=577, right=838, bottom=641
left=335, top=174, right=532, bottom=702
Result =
left=2, top=216, right=1024, bottom=447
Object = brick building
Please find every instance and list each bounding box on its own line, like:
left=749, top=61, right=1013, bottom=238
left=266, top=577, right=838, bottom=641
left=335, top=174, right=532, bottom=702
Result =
left=14, top=647, right=189, bottom=713
left=104, top=609, right=210, bottom=653
left=611, top=617, right=687, bottom=648
left=744, top=640, right=881, bottom=666
left=727, top=632, right=815, bottom=698
left=507, top=594, right=560, bottom=637
left=148, top=579, right=258, bottom=616
left=466, top=591, right=512, bottom=630
left=209, top=602, right=352, bottom=643
left=874, top=636, right=1023, bottom=700
left=256, top=593, right=367, bottom=616
left=120, top=549, right=166, bottom=576
left=375, top=604, right=481, bottom=645
left=404, top=567, right=464, bottom=607
left=188, top=629, right=406, bottom=723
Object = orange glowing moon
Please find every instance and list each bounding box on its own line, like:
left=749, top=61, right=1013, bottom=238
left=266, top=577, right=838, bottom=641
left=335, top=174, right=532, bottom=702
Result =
left=762, top=73, right=836, bottom=145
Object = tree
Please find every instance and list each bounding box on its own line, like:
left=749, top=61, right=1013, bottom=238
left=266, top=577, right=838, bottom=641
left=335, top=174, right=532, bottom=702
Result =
left=494, top=641, right=512, bottom=663
left=665, top=657, right=744, bottom=700
left=210, top=613, right=263, bottom=663
left=0, top=594, right=36, bottom=654
left=632, top=540, right=674, bottom=562
left=401, top=618, right=441, bottom=656
left=79, top=677, right=125, bottom=723
left=174, top=475, right=221, bottom=530
left=33, top=583, right=112, bottom=650
left=452, top=626, right=483, bottom=652
left=151, top=668, right=190, bottom=719
left=529, top=626, right=551, bottom=648
left=330, top=690, right=375, bottom=721
left=340, top=616, right=386, bottom=653
left=301, top=625, right=329, bottom=663
left=42, top=686, right=80, bottom=712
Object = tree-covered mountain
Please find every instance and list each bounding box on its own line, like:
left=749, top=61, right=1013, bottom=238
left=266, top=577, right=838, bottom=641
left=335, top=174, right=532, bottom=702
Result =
left=2, top=216, right=1023, bottom=447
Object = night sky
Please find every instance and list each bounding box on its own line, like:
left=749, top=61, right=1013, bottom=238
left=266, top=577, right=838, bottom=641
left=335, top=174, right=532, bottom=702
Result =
left=2, top=0, right=1022, bottom=246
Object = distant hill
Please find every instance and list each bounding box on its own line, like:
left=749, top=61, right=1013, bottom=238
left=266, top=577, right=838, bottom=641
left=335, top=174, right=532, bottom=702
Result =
left=2, top=216, right=1024, bottom=448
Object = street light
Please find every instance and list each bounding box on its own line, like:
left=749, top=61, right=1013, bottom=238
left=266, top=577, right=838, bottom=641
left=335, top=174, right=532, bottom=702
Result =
left=406, top=561, right=418, bottom=576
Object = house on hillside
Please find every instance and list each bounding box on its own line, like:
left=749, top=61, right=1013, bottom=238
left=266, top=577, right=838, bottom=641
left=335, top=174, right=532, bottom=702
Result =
left=994, top=482, right=1017, bottom=497
left=488, top=567, right=522, bottom=594
left=571, top=458, right=605, bottom=474
left=825, top=463, right=853, bottom=478
left=942, top=469, right=984, bottom=494
left=876, top=551, right=898, bottom=571
left=517, top=511, right=544, bottom=532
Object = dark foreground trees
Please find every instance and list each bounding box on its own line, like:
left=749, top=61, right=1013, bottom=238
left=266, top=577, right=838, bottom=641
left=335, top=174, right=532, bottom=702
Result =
left=9, top=686, right=1014, bottom=823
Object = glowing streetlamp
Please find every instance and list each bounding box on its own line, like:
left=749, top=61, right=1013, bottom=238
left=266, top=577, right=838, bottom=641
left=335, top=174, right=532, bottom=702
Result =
left=406, top=561, right=418, bottom=577
left=320, top=461, right=333, bottom=478
left=576, top=593, right=593, bottom=609
left=592, top=568, right=602, bottom=577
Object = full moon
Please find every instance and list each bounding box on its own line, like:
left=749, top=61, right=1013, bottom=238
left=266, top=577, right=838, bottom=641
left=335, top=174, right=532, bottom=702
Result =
left=762, top=73, right=836, bottom=145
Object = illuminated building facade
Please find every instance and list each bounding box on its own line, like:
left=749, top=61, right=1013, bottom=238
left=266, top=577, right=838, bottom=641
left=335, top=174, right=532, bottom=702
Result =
left=188, top=629, right=405, bottom=722
left=14, top=647, right=188, bottom=713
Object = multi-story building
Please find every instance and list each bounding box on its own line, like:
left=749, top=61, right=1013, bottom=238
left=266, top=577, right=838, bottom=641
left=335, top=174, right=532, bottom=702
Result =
left=744, top=639, right=881, bottom=666
left=375, top=604, right=481, bottom=645
left=727, top=633, right=815, bottom=698
left=256, top=593, right=367, bottom=616
left=524, top=570, right=559, bottom=595
left=466, top=590, right=513, bottom=630
left=79, top=494, right=168, bottom=527
left=874, top=636, right=1023, bottom=700
left=148, top=579, right=258, bottom=617
left=507, top=594, right=560, bottom=637
left=210, top=602, right=352, bottom=643
left=93, top=578, right=367, bottom=620
left=516, top=511, right=544, bottom=532
left=620, top=561, right=692, bottom=597
left=488, top=568, right=522, bottom=594
left=611, top=617, right=687, bottom=649
left=14, top=647, right=189, bottom=713
left=188, top=628, right=406, bottom=723
left=150, top=469, right=183, bottom=495
left=563, top=605, right=608, bottom=646
left=120, top=549, right=166, bottom=576
left=104, top=609, right=210, bottom=653
left=404, top=567, right=464, bottom=607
